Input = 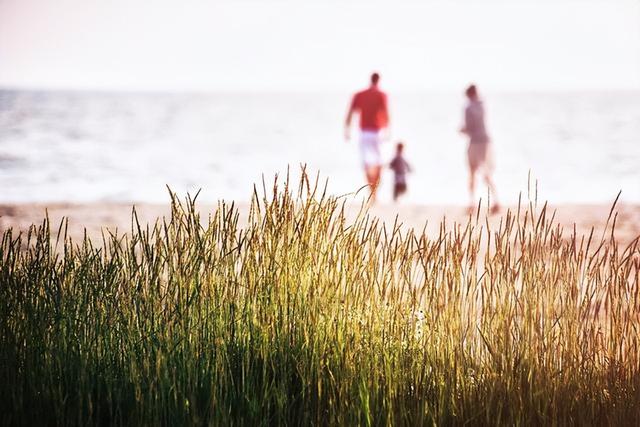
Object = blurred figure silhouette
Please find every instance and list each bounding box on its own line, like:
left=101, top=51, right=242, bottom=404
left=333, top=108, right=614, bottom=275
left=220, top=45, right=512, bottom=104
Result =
left=459, top=84, right=499, bottom=214
left=345, top=72, right=390, bottom=202
left=389, top=142, right=412, bottom=202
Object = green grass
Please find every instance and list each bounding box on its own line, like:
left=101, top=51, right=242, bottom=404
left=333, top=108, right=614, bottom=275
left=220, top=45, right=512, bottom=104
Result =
left=1, top=174, right=639, bottom=425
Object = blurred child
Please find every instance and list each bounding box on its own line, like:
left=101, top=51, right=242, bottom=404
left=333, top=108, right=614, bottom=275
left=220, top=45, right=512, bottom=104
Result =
left=389, top=142, right=412, bottom=201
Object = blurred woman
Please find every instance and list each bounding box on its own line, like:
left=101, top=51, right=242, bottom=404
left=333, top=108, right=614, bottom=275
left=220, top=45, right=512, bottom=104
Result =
left=460, top=84, right=499, bottom=214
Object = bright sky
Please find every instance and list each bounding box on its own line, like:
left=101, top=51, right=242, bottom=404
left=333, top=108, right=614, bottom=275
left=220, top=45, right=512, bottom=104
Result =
left=1, top=0, right=639, bottom=92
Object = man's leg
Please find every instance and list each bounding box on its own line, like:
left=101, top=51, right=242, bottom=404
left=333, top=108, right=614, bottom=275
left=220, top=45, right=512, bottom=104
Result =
left=371, top=165, right=381, bottom=193
left=364, top=167, right=374, bottom=194
left=365, top=165, right=381, bottom=201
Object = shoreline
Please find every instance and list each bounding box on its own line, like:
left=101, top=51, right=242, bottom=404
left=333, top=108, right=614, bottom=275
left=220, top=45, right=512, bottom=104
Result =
left=1, top=202, right=639, bottom=247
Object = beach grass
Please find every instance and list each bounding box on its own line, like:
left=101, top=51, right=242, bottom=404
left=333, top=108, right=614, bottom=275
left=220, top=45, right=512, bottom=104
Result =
left=1, top=173, right=639, bottom=425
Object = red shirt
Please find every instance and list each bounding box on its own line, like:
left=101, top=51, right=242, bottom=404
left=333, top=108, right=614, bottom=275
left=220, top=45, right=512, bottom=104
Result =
left=350, top=87, right=388, bottom=131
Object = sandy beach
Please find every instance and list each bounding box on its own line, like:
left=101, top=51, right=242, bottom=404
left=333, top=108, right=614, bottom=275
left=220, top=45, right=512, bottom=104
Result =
left=1, top=202, right=639, bottom=248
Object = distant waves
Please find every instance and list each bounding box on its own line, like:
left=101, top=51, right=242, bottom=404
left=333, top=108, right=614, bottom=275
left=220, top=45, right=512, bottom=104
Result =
left=0, top=90, right=638, bottom=204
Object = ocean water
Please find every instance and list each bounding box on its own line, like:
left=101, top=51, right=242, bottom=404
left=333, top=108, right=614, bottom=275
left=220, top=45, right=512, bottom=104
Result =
left=0, top=89, right=638, bottom=205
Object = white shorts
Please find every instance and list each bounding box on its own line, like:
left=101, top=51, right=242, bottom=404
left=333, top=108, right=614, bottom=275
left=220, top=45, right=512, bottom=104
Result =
left=359, top=131, right=382, bottom=167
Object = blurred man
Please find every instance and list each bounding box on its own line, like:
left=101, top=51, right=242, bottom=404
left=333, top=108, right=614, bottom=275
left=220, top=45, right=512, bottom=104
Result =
left=345, top=72, right=389, bottom=202
left=460, top=84, right=499, bottom=214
